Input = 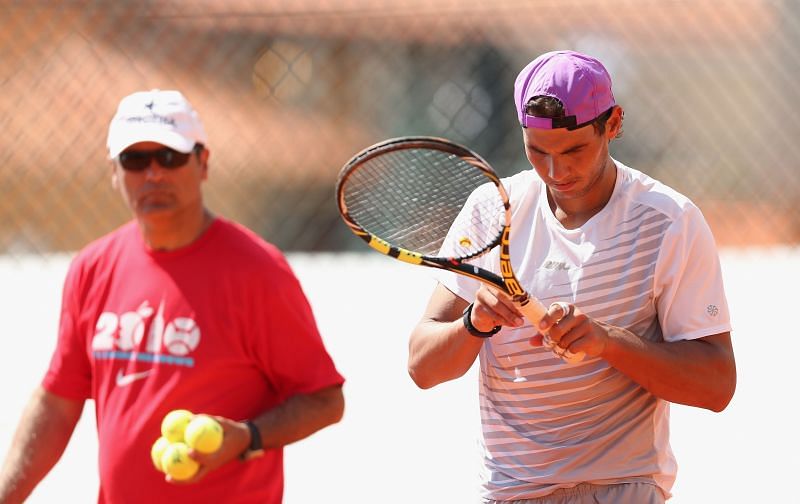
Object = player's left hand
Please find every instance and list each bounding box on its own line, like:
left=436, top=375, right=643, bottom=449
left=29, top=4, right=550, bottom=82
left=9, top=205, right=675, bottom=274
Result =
left=166, top=416, right=252, bottom=484
left=529, top=302, right=610, bottom=359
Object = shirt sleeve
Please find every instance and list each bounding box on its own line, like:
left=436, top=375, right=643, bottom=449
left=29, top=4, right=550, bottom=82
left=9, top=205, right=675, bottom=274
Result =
left=653, top=204, right=732, bottom=342
left=41, top=256, right=93, bottom=400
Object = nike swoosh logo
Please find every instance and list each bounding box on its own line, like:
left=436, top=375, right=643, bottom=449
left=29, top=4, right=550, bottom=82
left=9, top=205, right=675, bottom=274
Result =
left=116, top=369, right=152, bottom=387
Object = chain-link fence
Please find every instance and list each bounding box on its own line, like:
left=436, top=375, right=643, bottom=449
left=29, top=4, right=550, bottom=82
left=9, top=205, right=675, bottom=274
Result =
left=2, top=0, right=798, bottom=256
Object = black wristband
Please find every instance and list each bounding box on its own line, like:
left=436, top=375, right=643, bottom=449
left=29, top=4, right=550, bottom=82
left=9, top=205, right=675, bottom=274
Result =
left=239, top=419, right=264, bottom=460
left=462, top=303, right=502, bottom=338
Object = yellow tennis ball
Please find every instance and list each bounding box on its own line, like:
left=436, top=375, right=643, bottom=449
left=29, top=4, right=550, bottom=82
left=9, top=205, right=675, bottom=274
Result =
left=150, top=436, right=171, bottom=472
left=184, top=414, right=224, bottom=454
left=160, top=442, right=199, bottom=481
left=161, top=409, right=194, bottom=443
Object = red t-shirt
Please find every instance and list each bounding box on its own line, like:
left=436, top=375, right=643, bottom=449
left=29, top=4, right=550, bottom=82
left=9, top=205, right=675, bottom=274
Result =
left=43, top=218, right=344, bottom=503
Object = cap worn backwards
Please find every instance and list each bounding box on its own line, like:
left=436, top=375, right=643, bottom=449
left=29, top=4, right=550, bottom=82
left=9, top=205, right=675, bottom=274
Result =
left=514, top=50, right=616, bottom=130
left=106, top=89, right=208, bottom=158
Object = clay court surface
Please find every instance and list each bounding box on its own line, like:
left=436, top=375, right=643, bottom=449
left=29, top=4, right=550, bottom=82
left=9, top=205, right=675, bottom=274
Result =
left=1, top=250, right=795, bottom=503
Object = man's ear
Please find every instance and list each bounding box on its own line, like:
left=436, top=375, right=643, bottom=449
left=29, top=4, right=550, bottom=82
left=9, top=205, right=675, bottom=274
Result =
left=607, top=106, right=624, bottom=140
left=110, top=161, right=119, bottom=189
left=199, top=148, right=210, bottom=180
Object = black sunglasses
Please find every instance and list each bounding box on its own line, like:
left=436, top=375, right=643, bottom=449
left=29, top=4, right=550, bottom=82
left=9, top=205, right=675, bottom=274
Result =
left=117, top=144, right=203, bottom=172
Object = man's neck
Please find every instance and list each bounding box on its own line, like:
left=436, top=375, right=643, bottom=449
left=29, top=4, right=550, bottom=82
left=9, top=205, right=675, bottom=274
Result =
left=549, top=157, right=617, bottom=229
left=138, top=208, right=214, bottom=251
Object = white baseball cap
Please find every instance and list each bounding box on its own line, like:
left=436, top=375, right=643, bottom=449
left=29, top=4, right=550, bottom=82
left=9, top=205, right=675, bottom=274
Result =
left=106, top=89, right=208, bottom=158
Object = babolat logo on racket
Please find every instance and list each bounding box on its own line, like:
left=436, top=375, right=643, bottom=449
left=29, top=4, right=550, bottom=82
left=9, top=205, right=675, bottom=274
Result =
left=499, top=227, right=525, bottom=297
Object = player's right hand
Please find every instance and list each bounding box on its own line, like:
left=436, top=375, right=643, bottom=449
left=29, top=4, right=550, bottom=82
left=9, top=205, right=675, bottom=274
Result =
left=471, top=284, right=525, bottom=332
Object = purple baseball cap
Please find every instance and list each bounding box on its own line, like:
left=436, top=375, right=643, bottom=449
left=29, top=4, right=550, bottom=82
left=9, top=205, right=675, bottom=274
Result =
left=514, top=50, right=616, bottom=130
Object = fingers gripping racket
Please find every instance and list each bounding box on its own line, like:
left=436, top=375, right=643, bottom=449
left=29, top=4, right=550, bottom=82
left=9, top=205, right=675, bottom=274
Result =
left=336, top=136, right=583, bottom=363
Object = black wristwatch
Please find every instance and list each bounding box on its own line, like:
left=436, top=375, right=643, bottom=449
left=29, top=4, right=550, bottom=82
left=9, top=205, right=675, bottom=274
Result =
left=462, top=302, right=502, bottom=338
left=239, top=419, right=264, bottom=460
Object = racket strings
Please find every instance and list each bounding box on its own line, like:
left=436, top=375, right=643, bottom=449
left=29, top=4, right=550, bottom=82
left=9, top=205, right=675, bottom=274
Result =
left=342, top=148, right=506, bottom=259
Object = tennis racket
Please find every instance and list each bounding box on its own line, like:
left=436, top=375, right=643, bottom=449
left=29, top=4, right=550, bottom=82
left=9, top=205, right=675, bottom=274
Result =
left=336, top=136, right=583, bottom=363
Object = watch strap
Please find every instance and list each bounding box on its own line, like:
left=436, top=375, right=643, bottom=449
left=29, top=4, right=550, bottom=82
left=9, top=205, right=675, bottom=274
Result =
left=462, top=302, right=502, bottom=338
left=239, top=419, right=264, bottom=460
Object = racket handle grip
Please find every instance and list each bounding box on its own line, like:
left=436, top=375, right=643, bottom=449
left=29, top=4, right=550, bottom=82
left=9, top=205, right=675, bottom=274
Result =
left=516, top=296, right=585, bottom=364
left=516, top=295, right=547, bottom=326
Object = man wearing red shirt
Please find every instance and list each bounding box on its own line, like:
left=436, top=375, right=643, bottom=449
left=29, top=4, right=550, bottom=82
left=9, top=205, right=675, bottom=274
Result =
left=0, top=89, right=345, bottom=503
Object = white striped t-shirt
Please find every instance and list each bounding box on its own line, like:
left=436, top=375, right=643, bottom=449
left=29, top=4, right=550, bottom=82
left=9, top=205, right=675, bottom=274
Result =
left=437, top=159, right=731, bottom=501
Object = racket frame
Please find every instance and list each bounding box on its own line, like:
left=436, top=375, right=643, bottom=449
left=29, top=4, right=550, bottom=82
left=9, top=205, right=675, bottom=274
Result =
left=337, top=137, right=535, bottom=304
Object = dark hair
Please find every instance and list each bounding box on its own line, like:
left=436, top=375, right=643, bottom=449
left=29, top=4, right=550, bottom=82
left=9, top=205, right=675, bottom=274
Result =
left=525, top=96, right=622, bottom=138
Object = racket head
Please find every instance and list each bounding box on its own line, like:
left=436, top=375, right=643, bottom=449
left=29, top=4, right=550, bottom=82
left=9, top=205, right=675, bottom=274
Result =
left=336, top=136, right=511, bottom=275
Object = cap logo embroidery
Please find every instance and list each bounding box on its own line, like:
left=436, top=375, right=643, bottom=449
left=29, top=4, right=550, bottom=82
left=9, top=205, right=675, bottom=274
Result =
left=125, top=115, right=176, bottom=126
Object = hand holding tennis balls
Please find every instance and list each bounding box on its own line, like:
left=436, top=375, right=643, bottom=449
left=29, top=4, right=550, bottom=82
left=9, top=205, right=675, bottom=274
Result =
left=184, top=414, right=224, bottom=453
left=153, top=409, right=225, bottom=482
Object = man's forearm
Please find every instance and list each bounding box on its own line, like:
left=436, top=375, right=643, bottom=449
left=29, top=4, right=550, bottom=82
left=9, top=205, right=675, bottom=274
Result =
left=253, top=384, right=344, bottom=449
left=0, top=387, right=84, bottom=503
left=408, top=318, right=484, bottom=389
left=601, top=328, right=736, bottom=411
